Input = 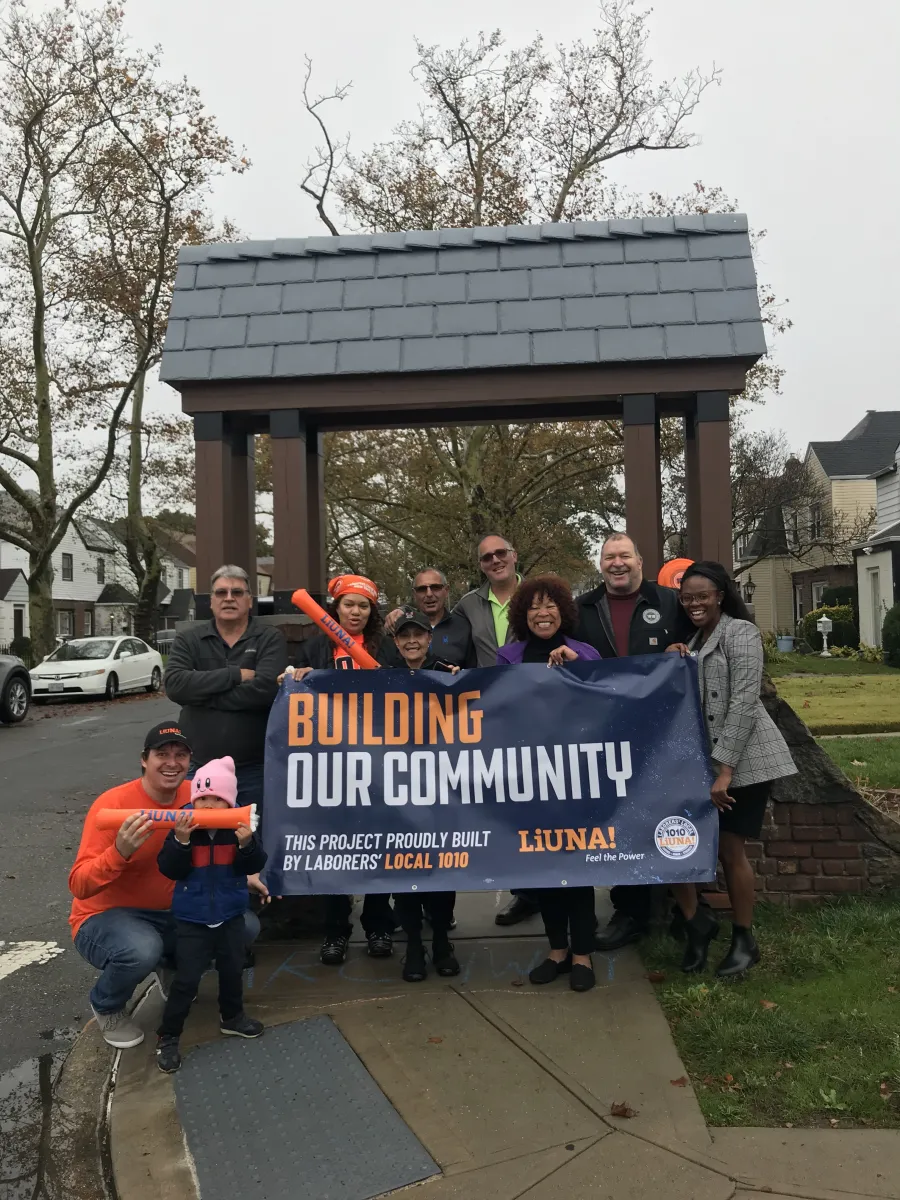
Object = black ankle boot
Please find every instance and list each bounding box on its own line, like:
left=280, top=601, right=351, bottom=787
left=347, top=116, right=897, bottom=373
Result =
left=680, top=908, right=719, bottom=973
left=715, top=925, right=760, bottom=977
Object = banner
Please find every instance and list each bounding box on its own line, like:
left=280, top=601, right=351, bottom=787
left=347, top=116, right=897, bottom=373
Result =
left=262, top=655, right=717, bottom=895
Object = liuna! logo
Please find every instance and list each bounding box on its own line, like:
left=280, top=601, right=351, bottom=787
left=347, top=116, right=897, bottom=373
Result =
left=654, top=816, right=699, bottom=860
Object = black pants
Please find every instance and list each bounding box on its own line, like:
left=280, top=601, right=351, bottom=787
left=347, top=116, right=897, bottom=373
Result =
left=609, top=884, right=652, bottom=925
left=510, top=889, right=540, bottom=904
left=158, top=916, right=245, bottom=1038
left=538, top=887, right=596, bottom=956
left=324, top=893, right=394, bottom=940
left=394, top=892, right=455, bottom=940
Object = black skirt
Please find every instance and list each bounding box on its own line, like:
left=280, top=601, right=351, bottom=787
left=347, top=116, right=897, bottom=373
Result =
left=718, top=781, right=771, bottom=839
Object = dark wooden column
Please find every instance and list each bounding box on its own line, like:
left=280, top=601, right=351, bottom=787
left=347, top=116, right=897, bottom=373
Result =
left=683, top=407, right=701, bottom=559
left=306, top=427, right=326, bottom=597
left=622, top=393, right=664, bottom=576
left=229, top=431, right=257, bottom=598
left=194, top=413, right=232, bottom=616
left=270, top=410, right=309, bottom=610
left=695, top=391, right=733, bottom=566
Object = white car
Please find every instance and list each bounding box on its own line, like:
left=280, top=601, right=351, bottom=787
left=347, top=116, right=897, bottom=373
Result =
left=30, top=636, right=164, bottom=702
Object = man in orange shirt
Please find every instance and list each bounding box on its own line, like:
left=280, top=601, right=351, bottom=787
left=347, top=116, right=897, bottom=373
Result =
left=69, top=720, right=260, bottom=1049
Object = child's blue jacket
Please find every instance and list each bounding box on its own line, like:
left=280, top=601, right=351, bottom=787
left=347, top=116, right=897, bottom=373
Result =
left=157, top=814, right=267, bottom=926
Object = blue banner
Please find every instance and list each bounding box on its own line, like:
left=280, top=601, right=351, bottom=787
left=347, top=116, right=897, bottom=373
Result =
left=262, top=655, right=717, bottom=895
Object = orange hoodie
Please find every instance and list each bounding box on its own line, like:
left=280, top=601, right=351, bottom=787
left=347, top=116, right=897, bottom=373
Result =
left=68, top=777, right=192, bottom=938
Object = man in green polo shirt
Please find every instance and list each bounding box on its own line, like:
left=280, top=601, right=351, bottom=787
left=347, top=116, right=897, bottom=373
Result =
left=454, top=533, right=538, bottom=927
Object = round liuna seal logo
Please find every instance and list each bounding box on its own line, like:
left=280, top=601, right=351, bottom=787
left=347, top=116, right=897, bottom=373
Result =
left=642, top=607, right=661, bottom=625
left=654, top=816, right=699, bottom=860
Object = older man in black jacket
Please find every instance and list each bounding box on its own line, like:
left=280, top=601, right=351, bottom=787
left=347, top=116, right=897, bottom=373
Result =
left=164, top=565, right=287, bottom=818
left=575, top=533, right=694, bottom=950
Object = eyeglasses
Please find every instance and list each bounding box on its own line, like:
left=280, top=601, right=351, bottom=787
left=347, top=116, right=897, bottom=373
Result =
left=213, top=588, right=248, bottom=599
left=679, top=591, right=717, bottom=605
left=414, top=584, right=446, bottom=595
left=480, top=548, right=511, bottom=565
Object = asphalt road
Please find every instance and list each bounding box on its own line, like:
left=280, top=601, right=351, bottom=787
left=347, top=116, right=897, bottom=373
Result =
left=0, top=692, right=177, bottom=1079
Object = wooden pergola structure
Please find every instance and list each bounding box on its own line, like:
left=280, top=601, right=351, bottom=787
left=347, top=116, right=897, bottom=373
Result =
left=159, top=216, right=764, bottom=614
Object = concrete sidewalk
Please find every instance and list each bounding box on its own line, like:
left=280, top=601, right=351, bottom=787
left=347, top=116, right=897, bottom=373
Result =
left=99, top=895, right=896, bottom=1200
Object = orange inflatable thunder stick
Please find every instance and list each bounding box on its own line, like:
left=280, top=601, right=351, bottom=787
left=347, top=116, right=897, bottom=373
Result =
left=95, top=804, right=259, bottom=832
left=291, top=588, right=380, bottom=669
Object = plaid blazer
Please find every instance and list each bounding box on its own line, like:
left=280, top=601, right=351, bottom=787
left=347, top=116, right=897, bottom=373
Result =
left=689, top=614, right=797, bottom=788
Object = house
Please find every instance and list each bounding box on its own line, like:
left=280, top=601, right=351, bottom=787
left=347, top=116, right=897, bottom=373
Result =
left=0, top=568, right=29, bottom=645
left=854, top=417, right=900, bottom=646
left=735, top=411, right=900, bottom=634
left=154, top=528, right=197, bottom=593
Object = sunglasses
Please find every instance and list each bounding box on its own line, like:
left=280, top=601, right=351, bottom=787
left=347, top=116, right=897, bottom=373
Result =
left=213, top=588, right=248, bottom=599
left=480, top=548, right=511, bottom=565
left=414, top=584, right=446, bottom=594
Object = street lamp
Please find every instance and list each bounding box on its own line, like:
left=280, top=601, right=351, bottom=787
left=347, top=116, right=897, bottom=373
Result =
left=743, top=575, right=756, bottom=603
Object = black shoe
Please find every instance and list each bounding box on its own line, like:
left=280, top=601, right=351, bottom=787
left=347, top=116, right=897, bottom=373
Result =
left=220, top=1012, right=264, bottom=1038
left=155, top=1035, right=182, bottom=1073
left=366, top=931, right=393, bottom=958
left=495, top=896, right=540, bottom=926
left=320, top=935, right=349, bottom=966
left=680, top=909, right=720, bottom=973
left=715, top=925, right=760, bottom=977
left=432, top=940, right=460, bottom=977
left=594, top=912, right=646, bottom=951
left=570, top=961, right=596, bottom=992
left=402, top=940, right=428, bottom=982
left=528, top=954, right=572, bottom=984
left=669, top=892, right=712, bottom=941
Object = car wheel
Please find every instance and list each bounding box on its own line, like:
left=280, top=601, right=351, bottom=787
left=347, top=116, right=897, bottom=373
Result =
left=147, top=667, right=162, bottom=694
left=0, top=675, right=30, bottom=723
left=105, top=673, right=119, bottom=701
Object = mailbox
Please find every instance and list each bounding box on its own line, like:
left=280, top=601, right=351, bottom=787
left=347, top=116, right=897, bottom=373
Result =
left=816, top=616, right=833, bottom=634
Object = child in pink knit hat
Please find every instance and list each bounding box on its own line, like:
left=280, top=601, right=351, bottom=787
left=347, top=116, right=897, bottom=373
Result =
left=155, top=756, right=267, bottom=1073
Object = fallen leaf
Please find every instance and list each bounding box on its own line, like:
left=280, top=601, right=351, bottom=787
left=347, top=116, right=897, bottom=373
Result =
left=723, top=1073, right=734, bottom=1083
left=702, top=1075, right=716, bottom=1085
left=783, top=1062, right=794, bottom=1070
left=774, top=1071, right=782, bottom=1079
left=802, top=700, right=811, bottom=708
left=784, top=1123, right=794, bottom=1129
left=610, top=1101, right=638, bottom=1118
left=888, top=986, right=897, bottom=994
left=880, top=1082, right=893, bottom=1100
left=646, top=970, right=666, bottom=984
left=760, top=999, right=779, bottom=1011
left=510, top=978, right=524, bottom=987
left=850, top=759, right=867, bottom=767
left=670, top=1076, right=688, bottom=1087
left=427, top=1037, right=443, bottom=1044
left=829, top=1118, right=839, bottom=1128
left=4, top=875, right=15, bottom=880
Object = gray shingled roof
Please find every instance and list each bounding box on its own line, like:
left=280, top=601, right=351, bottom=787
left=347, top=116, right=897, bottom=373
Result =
left=809, top=438, right=899, bottom=479
left=158, top=215, right=765, bottom=384
left=842, top=411, right=900, bottom=443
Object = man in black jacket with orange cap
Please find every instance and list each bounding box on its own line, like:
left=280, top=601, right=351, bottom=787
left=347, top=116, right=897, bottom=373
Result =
left=575, top=533, right=694, bottom=950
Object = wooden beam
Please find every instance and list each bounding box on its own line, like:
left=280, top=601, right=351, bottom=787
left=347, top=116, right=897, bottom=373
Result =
left=683, top=409, right=701, bottom=559
left=622, top=394, right=664, bottom=576
left=194, top=413, right=231, bottom=599
left=270, top=410, right=309, bottom=593
left=306, top=428, right=326, bottom=596
left=229, top=432, right=257, bottom=595
left=696, top=392, right=733, bottom=568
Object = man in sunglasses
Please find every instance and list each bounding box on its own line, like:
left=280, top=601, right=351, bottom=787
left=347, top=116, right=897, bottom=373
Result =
left=164, top=565, right=287, bottom=819
left=383, top=568, right=476, bottom=668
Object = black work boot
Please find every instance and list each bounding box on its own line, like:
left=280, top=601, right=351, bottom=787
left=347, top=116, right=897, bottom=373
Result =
left=680, top=908, right=720, bottom=973
left=715, top=925, right=760, bottom=977
left=402, top=939, right=428, bottom=982
left=432, top=937, right=460, bottom=977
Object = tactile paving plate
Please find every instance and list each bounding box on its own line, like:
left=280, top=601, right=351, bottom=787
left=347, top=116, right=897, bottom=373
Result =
left=174, top=1014, right=440, bottom=1199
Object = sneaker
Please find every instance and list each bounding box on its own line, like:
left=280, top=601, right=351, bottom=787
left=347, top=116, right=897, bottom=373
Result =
left=402, top=940, right=428, bottom=982
left=155, top=1035, right=182, bottom=1073
left=366, top=931, right=393, bottom=958
left=220, top=1012, right=264, bottom=1038
left=91, top=1005, right=145, bottom=1049
left=320, top=935, right=349, bottom=966
left=432, top=940, right=460, bottom=977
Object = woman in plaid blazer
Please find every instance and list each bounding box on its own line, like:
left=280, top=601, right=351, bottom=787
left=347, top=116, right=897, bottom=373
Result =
left=667, top=561, right=797, bottom=978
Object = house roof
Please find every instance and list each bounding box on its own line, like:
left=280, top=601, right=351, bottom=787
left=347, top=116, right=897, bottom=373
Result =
left=745, top=505, right=790, bottom=559
left=153, top=527, right=197, bottom=567
left=808, top=437, right=898, bottom=479
left=860, top=519, right=900, bottom=547
left=76, top=518, right=118, bottom=553
left=96, top=582, right=137, bottom=605
left=842, top=410, right=900, bottom=442
left=159, top=214, right=766, bottom=385
left=163, top=587, right=194, bottom=621
left=0, top=567, right=25, bottom=600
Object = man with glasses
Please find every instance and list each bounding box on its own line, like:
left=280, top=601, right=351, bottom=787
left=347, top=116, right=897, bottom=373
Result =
left=384, top=568, right=476, bottom=668
left=165, top=565, right=287, bottom=819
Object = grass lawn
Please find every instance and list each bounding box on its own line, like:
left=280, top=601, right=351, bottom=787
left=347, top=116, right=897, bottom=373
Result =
left=774, top=674, right=900, bottom=734
left=641, top=897, right=900, bottom=1128
left=819, top=736, right=900, bottom=790
left=767, top=656, right=898, bottom=678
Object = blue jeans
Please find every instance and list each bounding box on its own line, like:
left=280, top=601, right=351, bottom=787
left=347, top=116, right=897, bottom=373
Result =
left=74, top=907, right=260, bottom=1015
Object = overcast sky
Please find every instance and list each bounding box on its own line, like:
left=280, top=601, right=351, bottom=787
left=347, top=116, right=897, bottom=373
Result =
left=127, top=0, right=900, bottom=449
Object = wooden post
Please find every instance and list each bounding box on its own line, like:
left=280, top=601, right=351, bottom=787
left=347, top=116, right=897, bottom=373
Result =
left=270, top=410, right=309, bottom=610
left=696, top=391, right=733, bottom=566
left=194, top=413, right=232, bottom=617
left=683, top=407, right=701, bottom=559
left=622, top=393, right=664, bottom=576
left=229, top=431, right=257, bottom=598
left=306, top=427, right=326, bottom=597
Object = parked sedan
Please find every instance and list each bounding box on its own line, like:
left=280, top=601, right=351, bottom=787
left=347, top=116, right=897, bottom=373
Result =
left=30, top=636, right=163, bottom=702
left=0, top=654, right=31, bottom=723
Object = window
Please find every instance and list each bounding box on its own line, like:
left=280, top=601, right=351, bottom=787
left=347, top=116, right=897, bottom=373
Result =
left=811, top=582, right=827, bottom=609
left=61, top=553, right=73, bottom=582
left=794, top=585, right=805, bottom=625
left=177, top=568, right=185, bottom=589
left=56, top=609, right=74, bottom=637
left=734, top=533, right=750, bottom=561
left=97, top=557, right=105, bottom=584
left=810, top=504, right=823, bottom=541
left=13, top=607, right=24, bottom=640
left=84, top=609, right=93, bottom=636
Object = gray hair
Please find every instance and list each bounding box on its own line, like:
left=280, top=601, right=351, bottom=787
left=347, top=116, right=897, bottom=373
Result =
left=601, top=532, right=642, bottom=558
left=414, top=567, right=448, bottom=587
left=476, top=532, right=513, bottom=556
left=210, top=564, right=250, bottom=590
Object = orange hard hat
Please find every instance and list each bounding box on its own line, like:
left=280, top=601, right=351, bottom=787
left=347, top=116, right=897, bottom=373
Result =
left=657, top=558, right=694, bottom=590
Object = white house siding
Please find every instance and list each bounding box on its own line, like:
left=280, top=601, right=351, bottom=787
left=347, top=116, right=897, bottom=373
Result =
left=0, top=572, right=30, bottom=642
left=857, top=549, right=894, bottom=646
left=875, top=467, right=900, bottom=531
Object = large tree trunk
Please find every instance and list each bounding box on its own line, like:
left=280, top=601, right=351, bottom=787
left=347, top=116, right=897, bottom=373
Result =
left=123, top=369, right=162, bottom=641
left=29, top=563, right=55, bottom=661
